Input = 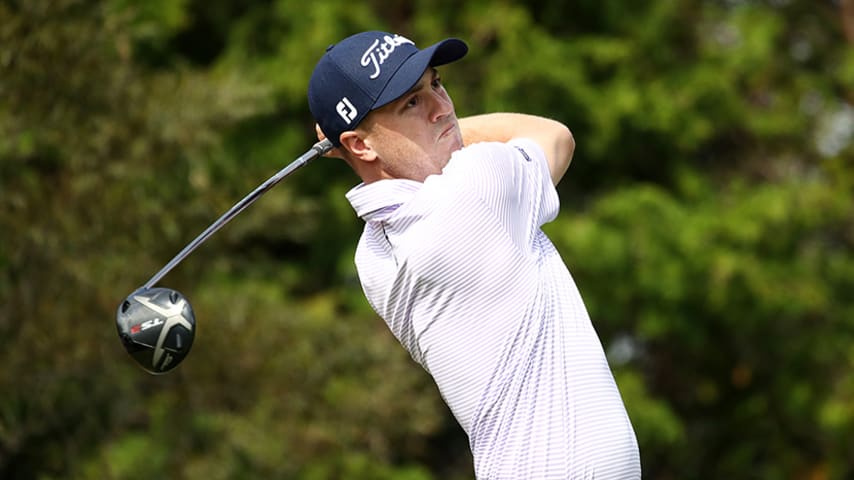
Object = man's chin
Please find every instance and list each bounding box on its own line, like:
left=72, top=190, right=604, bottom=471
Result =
left=448, top=133, right=464, bottom=153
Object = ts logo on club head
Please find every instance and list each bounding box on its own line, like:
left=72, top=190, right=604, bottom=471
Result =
left=336, top=97, right=357, bottom=124
left=130, top=317, right=164, bottom=334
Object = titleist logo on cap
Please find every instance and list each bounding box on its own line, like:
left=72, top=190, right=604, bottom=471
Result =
left=360, top=34, right=415, bottom=79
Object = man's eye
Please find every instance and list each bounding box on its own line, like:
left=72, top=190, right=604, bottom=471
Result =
left=406, top=96, right=419, bottom=107
left=432, top=77, right=442, bottom=88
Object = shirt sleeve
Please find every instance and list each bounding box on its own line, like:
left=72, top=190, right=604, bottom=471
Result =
left=440, top=138, right=560, bottom=249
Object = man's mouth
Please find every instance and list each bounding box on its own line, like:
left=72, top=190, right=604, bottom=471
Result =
left=439, top=123, right=456, bottom=140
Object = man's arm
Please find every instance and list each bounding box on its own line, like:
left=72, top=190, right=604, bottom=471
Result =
left=457, top=113, right=575, bottom=185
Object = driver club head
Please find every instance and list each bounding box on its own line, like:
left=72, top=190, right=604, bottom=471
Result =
left=116, top=287, right=196, bottom=374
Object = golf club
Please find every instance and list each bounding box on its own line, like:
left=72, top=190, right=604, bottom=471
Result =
left=116, top=138, right=334, bottom=374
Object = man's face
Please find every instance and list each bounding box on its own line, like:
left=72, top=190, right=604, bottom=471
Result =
left=359, top=68, right=463, bottom=182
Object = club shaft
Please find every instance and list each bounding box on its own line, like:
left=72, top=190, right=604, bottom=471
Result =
left=142, top=139, right=333, bottom=290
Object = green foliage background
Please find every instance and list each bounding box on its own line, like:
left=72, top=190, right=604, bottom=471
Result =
left=1, top=0, right=852, bottom=478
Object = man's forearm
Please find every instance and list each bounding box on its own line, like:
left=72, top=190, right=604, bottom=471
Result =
left=458, top=113, right=574, bottom=185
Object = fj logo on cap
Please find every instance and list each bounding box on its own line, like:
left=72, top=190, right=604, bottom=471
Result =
left=360, top=34, right=415, bottom=79
left=336, top=97, right=357, bottom=124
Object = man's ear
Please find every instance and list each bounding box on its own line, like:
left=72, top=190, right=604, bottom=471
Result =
left=340, top=131, right=377, bottom=162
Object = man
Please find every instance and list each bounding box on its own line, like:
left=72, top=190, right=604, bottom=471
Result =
left=307, top=31, right=641, bottom=479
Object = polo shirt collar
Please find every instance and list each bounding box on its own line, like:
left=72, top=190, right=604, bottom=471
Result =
left=346, top=179, right=423, bottom=221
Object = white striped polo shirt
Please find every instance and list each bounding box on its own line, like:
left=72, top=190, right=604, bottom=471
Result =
left=346, top=139, right=640, bottom=479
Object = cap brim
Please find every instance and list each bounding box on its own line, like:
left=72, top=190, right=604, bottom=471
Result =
left=373, top=38, right=468, bottom=110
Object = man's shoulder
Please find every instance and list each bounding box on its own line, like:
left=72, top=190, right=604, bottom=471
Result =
left=441, top=139, right=547, bottom=186
left=451, top=138, right=545, bottom=163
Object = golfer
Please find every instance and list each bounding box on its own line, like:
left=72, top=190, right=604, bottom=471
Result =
left=308, top=31, right=641, bottom=479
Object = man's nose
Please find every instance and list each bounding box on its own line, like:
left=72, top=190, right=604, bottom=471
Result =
left=429, top=90, right=453, bottom=122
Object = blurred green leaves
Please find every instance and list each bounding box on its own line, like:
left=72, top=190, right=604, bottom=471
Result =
left=1, top=0, right=852, bottom=478
left=546, top=165, right=854, bottom=476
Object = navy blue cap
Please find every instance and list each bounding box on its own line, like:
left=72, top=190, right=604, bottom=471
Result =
left=308, top=31, right=468, bottom=147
